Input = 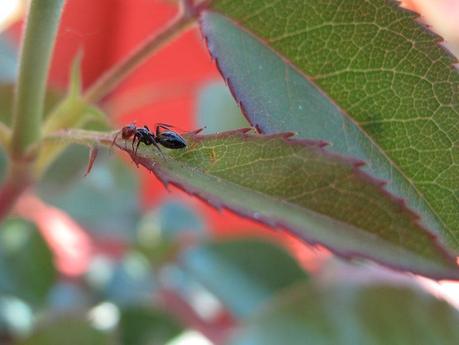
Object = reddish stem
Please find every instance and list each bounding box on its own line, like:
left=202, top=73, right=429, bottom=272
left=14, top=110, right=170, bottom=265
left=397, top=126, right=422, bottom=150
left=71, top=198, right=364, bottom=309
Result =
left=83, top=3, right=198, bottom=104
left=0, top=162, right=33, bottom=222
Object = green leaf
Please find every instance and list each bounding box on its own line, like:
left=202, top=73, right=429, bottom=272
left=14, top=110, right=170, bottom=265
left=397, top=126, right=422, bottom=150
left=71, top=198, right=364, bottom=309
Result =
left=0, top=218, right=56, bottom=308
left=17, top=316, right=111, bottom=345
left=202, top=1, right=459, bottom=252
left=119, top=306, right=183, bottom=345
left=112, top=129, right=458, bottom=279
left=42, top=53, right=100, bottom=134
left=228, top=283, right=459, bottom=345
left=182, top=238, right=308, bottom=318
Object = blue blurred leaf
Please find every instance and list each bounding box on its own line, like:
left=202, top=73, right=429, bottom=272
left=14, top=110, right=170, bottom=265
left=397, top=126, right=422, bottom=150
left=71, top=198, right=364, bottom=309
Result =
left=138, top=199, right=205, bottom=244
left=196, top=81, right=249, bottom=133
left=38, top=155, right=140, bottom=241
left=89, top=252, right=155, bottom=306
left=181, top=238, right=308, bottom=318
left=135, top=199, right=206, bottom=265
left=0, top=33, right=18, bottom=83
left=47, top=281, right=90, bottom=313
left=39, top=145, right=90, bottom=191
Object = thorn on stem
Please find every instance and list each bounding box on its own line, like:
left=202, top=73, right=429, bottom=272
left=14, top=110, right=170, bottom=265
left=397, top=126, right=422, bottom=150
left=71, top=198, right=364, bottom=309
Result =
left=84, top=146, right=99, bottom=176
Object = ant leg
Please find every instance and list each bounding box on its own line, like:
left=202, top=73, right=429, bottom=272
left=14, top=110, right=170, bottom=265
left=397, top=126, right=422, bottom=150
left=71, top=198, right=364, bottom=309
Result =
left=185, top=126, right=206, bottom=135
left=155, top=123, right=176, bottom=132
left=135, top=139, right=141, bottom=156
left=110, top=131, right=120, bottom=149
left=131, top=136, right=136, bottom=152
left=155, top=122, right=175, bottom=128
left=155, top=124, right=175, bottom=137
left=152, top=140, right=165, bottom=159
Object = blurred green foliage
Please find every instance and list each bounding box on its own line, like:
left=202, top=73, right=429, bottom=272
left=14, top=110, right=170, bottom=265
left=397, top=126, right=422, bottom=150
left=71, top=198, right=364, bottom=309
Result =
left=0, top=219, right=56, bottom=308
left=16, top=317, right=111, bottom=345
left=119, top=307, right=182, bottom=345
left=229, top=283, right=459, bottom=345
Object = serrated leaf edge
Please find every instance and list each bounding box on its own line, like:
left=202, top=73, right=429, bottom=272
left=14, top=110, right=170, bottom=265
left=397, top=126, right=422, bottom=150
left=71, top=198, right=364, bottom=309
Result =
left=114, top=129, right=459, bottom=280
left=198, top=2, right=459, bottom=250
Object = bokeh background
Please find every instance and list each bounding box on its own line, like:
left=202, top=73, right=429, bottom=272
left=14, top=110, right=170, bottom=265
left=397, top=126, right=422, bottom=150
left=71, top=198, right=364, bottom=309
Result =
left=0, top=1, right=458, bottom=344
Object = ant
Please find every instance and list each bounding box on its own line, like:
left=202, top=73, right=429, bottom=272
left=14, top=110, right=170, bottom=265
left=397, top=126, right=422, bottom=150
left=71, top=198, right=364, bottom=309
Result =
left=113, top=123, right=186, bottom=157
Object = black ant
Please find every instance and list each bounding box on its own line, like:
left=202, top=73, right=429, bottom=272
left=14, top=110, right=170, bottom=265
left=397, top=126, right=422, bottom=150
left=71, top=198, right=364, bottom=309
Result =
left=113, top=123, right=186, bottom=157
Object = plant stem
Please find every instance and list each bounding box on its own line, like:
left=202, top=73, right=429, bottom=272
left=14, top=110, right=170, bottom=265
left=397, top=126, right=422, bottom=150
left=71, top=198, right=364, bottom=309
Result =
left=10, top=0, right=65, bottom=159
left=0, top=162, right=33, bottom=221
left=83, top=6, right=198, bottom=104
left=0, top=0, right=65, bottom=224
left=44, top=128, right=115, bottom=147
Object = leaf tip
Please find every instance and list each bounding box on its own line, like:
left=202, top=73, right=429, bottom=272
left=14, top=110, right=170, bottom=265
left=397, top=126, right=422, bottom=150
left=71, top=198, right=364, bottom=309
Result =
left=69, top=50, right=84, bottom=97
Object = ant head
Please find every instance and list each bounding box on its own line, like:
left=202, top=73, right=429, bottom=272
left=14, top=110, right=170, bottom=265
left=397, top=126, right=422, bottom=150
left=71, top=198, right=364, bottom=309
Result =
left=121, top=123, right=137, bottom=139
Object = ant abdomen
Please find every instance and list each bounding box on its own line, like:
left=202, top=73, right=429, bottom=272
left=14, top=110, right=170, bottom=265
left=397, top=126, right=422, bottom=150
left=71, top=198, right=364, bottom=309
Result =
left=156, top=130, right=186, bottom=149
